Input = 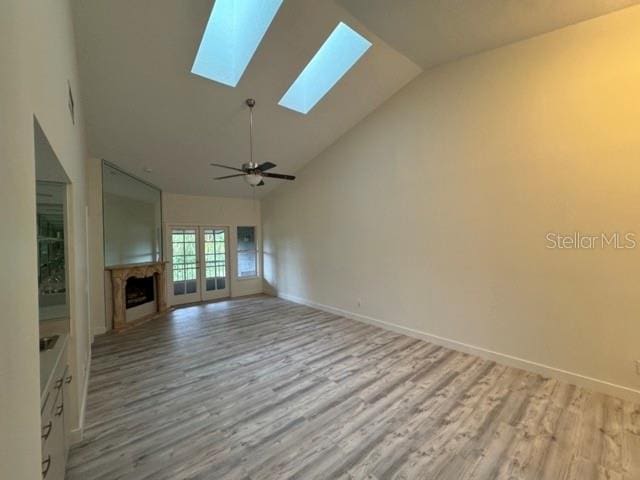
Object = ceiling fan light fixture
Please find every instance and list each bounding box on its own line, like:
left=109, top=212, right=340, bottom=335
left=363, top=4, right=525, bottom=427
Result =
left=210, top=99, right=296, bottom=187
left=244, top=173, right=263, bottom=186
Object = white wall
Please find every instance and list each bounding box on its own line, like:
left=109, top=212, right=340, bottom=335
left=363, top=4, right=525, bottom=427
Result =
left=0, top=0, right=91, bottom=476
left=263, top=5, right=640, bottom=401
left=163, top=193, right=263, bottom=300
left=86, top=157, right=106, bottom=336
left=0, top=2, right=41, bottom=478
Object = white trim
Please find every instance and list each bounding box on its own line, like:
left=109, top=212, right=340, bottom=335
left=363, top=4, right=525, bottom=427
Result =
left=166, top=225, right=204, bottom=306
left=200, top=226, right=231, bottom=302
left=166, top=225, right=233, bottom=306
left=69, top=353, right=91, bottom=445
left=92, top=325, right=107, bottom=336
left=236, top=275, right=260, bottom=281
left=68, top=428, right=83, bottom=445
left=278, top=292, right=640, bottom=402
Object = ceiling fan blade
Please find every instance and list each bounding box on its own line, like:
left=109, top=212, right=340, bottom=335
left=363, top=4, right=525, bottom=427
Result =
left=214, top=174, right=246, bottom=180
left=261, top=172, right=296, bottom=181
left=210, top=163, right=245, bottom=172
left=257, top=162, right=277, bottom=172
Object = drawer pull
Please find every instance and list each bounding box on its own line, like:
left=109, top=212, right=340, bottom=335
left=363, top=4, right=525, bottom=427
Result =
left=65, top=375, right=73, bottom=384
left=42, top=455, right=51, bottom=478
left=54, top=378, right=63, bottom=389
left=55, top=404, right=64, bottom=417
left=41, top=421, right=52, bottom=440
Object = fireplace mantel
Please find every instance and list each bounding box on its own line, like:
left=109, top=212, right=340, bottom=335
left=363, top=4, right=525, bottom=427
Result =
left=106, top=262, right=168, bottom=331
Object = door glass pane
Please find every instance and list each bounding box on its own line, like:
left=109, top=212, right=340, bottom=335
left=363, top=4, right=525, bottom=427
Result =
left=203, top=228, right=226, bottom=291
left=172, top=228, right=198, bottom=296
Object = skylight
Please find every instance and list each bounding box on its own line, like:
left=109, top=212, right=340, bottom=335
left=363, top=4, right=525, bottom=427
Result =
left=279, top=22, right=372, bottom=114
left=191, top=0, right=283, bottom=87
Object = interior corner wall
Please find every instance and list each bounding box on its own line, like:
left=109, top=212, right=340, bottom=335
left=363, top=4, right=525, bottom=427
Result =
left=1, top=0, right=92, bottom=476
left=87, top=157, right=106, bottom=336
left=162, top=193, right=263, bottom=300
left=262, top=5, right=640, bottom=400
left=0, top=1, right=41, bottom=478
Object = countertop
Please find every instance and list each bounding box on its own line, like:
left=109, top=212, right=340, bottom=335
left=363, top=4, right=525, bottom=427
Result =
left=40, top=332, right=68, bottom=408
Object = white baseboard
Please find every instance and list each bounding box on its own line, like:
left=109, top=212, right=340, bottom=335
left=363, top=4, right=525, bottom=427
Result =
left=69, top=353, right=91, bottom=445
left=68, top=427, right=83, bottom=445
left=278, top=292, right=640, bottom=403
left=92, top=324, right=107, bottom=337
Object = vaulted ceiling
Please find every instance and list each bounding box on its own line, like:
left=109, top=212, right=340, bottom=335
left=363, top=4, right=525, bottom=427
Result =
left=72, top=0, right=421, bottom=198
left=337, top=0, right=640, bottom=68
left=72, top=0, right=639, bottom=198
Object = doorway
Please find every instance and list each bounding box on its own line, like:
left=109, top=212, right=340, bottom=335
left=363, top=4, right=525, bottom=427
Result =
left=168, top=226, right=230, bottom=306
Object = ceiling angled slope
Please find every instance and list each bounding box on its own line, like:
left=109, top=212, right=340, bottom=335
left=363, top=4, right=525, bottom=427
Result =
left=71, top=0, right=421, bottom=198
left=337, top=0, right=640, bottom=68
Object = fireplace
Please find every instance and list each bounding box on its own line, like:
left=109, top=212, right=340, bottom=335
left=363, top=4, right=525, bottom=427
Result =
left=105, top=262, right=168, bottom=331
left=126, top=276, right=155, bottom=309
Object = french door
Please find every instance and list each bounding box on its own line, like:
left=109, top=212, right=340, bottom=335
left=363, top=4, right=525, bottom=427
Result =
left=168, top=226, right=230, bottom=306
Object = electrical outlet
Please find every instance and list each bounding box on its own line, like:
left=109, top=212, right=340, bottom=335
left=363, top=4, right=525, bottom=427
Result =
left=636, top=360, right=640, bottom=375
left=357, top=299, right=362, bottom=308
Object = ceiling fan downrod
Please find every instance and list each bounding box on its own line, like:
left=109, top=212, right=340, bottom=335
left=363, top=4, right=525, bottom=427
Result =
left=210, top=98, right=296, bottom=187
left=247, top=98, right=257, bottom=170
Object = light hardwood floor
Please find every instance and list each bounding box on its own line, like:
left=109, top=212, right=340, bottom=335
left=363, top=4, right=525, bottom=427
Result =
left=67, top=296, right=640, bottom=480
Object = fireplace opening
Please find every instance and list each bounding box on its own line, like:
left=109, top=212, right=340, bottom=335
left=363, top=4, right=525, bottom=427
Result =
left=126, top=276, right=155, bottom=309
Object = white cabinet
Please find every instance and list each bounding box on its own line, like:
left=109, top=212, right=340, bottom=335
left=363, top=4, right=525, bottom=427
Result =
left=40, top=342, right=70, bottom=479
left=62, top=366, right=72, bottom=458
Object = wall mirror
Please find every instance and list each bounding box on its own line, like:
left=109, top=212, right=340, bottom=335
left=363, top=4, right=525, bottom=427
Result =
left=102, top=162, right=162, bottom=267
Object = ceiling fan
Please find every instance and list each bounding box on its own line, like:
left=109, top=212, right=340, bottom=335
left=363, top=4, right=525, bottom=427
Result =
left=211, top=98, right=296, bottom=187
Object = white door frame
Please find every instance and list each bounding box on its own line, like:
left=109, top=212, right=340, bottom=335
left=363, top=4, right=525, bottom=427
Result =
left=167, top=225, right=202, bottom=306
left=199, top=226, right=230, bottom=302
left=166, top=224, right=231, bottom=306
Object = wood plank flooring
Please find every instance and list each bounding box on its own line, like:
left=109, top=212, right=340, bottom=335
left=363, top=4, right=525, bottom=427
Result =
left=67, top=296, right=640, bottom=479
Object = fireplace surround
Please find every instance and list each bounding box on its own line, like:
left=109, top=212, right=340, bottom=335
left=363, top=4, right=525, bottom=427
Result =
left=105, top=262, right=168, bottom=331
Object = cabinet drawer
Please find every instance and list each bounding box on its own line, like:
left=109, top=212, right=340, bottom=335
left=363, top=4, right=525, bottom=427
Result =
left=41, top=388, right=63, bottom=450
left=42, top=356, right=66, bottom=417
left=42, top=380, right=63, bottom=445
left=41, top=392, right=64, bottom=480
left=40, top=340, right=68, bottom=480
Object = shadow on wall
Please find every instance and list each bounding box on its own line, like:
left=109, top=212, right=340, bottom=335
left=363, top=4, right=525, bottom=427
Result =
left=262, top=249, right=279, bottom=295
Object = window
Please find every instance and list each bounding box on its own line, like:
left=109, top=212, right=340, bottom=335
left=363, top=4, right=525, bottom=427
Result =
left=191, top=0, right=284, bottom=87
left=237, top=226, right=258, bottom=278
left=278, top=22, right=372, bottom=114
